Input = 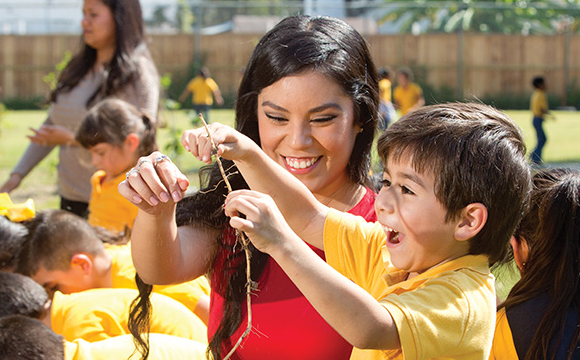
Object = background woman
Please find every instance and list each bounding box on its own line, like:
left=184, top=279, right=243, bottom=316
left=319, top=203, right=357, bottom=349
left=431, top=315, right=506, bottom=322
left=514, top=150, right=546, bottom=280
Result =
left=122, top=15, right=379, bottom=360
left=0, top=0, right=160, bottom=217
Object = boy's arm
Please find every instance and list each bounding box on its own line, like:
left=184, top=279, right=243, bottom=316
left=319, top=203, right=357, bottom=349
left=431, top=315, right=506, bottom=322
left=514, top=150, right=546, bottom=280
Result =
left=182, top=123, right=328, bottom=249
left=224, top=190, right=400, bottom=350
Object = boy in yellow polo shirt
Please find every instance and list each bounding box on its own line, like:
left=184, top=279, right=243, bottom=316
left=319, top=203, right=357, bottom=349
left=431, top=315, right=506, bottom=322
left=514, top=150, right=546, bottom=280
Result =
left=0, top=315, right=207, bottom=360
left=0, top=272, right=206, bottom=343
left=15, top=209, right=210, bottom=324
left=178, top=102, right=530, bottom=359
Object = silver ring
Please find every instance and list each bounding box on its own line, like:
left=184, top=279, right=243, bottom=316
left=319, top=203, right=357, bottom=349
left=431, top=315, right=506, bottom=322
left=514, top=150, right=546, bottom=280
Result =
left=126, top=168, right=139, bottom=180
left=154, top=155, right=171, bottom=167
left=137, top=158, right=152, bottom=170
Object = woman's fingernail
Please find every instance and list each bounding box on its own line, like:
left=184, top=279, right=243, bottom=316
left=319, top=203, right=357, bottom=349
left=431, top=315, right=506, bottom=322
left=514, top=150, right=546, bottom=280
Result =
left=172, top=191, right=182, bottom=202
left=159, top=192, right=170, bottom=203
left=132, top=196, right=142, bottom=203
left=149, top=196, right=159, bottom=206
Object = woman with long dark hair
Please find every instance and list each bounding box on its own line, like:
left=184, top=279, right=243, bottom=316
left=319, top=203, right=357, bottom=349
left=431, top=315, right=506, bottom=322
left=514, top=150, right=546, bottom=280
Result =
left=121, top=15, right=379, bottom=360
left=1, top=0, right=159, bottom=217
left=491, top=168, right=580, bottom=359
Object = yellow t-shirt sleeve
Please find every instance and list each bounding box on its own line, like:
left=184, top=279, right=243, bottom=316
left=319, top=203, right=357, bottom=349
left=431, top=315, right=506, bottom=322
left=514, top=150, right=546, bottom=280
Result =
left=323, top=208, right=387, bottom=298
left=153, top=275, right=211, bottom=313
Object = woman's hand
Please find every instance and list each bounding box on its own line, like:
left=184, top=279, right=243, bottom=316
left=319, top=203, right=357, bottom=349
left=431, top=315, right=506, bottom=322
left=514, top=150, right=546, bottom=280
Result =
left=0, top=173, right=23, bottom=193
left=118, top=152, right=189, bottom=215
left=181, top=122, right=259, bottom=164
left=28, top=124, right=75, bottom=146
left=224, top=190, right=297, bottom=256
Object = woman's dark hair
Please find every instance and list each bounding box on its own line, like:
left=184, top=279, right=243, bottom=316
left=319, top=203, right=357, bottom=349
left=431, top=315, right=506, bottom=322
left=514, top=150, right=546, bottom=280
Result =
left=49, top=0, right=150, bottom=107
left=500, top=168, right=580, bottom=360
left=75, top=98, right=157, bottom=157
left=128, top=15, right=379, bottom=360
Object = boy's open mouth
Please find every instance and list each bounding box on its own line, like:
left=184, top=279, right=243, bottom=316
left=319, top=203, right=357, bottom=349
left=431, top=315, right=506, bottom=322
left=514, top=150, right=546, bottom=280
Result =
left=385, top=227, right=401, bottom=245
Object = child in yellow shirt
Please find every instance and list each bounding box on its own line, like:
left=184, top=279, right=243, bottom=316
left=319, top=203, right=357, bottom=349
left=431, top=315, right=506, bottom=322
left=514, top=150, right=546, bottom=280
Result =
left=16, top=209, right=210, bottom=325
left=75, top=98, right=158, bottom=234
left=0, top=315, right=206, bottom=360
left=0, top=272, right=206, bottom=343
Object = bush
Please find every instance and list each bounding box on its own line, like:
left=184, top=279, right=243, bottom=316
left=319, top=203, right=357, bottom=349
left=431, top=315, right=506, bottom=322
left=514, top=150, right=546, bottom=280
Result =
left=3, top=96, right=46, bottom=110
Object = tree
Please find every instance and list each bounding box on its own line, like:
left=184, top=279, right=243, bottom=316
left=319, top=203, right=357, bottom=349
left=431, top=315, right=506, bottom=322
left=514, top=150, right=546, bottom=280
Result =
left=375, top=0, right=580, bottom=35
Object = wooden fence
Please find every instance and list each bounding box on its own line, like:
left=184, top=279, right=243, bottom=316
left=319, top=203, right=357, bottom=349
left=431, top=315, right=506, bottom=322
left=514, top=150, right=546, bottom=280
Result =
left=1, top=32, right=579, bottom=106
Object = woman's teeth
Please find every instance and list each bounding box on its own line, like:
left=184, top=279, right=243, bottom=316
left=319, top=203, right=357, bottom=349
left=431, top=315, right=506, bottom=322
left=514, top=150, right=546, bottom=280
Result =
left=286, top=157, right=318, bottom=169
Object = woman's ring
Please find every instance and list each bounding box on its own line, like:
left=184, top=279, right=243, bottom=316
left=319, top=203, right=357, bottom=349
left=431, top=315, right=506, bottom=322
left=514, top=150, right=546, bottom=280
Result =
left=126, top=168, right=139, bottom=180
left=137, top=158, right=152, bottom=170
left=154, top=155, right=171, bottom=167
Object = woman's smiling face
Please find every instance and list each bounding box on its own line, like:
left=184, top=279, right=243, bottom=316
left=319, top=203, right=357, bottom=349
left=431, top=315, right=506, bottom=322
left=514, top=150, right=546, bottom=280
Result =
left=257, top=71, right=360, bottom=198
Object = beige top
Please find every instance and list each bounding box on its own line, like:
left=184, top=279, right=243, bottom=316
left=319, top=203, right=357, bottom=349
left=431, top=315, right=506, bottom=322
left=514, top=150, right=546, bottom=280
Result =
left=12, top=52, right=160, bottom=202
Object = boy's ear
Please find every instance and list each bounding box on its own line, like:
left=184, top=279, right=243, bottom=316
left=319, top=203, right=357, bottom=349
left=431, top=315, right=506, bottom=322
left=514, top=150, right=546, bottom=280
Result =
left=70, top=254, right=93, bottom=275
left=454, top=203, right=487, bottom=241
left=124, top=133, right=140, bottom=153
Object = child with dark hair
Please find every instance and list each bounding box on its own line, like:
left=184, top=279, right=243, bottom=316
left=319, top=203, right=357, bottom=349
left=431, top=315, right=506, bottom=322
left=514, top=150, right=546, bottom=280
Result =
left=0, top=314, right=207, bottom=360
left=491, top=168, right=580, bottom=359
left=166, top=102, right=531, bottom=359
left=0, top=272, right=206, bottom=343
left=15, top=209, right=210, bottom=324
left=76, top=98, right=157, bottom=233
left=0, top=216, right=27, bottom=271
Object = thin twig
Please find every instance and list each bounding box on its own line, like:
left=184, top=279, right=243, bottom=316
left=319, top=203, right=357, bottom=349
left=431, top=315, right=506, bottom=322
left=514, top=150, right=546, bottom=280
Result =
left=199, top=114, right=253, bottom=359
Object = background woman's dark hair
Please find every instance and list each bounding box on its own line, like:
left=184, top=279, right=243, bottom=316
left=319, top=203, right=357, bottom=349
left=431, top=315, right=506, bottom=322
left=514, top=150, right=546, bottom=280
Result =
left=129, top=15, right=379, bottom=360
left=75, top=98, right=157, bottom=157
left=49, top=0, right=150, bottom=107
left=500, top=168, right=580, bottom=360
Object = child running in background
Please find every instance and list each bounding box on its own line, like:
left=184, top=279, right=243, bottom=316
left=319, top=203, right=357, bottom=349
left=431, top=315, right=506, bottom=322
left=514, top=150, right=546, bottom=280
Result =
left=0, top=315, right=207, bottom=360
left=529, top=76, right=552, bottom=165
left=15, top=209, right=211, bottom=325
left=491, top=168, right=580, bottom=359
left=143, top=102, right=530, bottom=359
left=0, top=271, right=207, bottom=343
left=75, top=98, right=157, bottom=234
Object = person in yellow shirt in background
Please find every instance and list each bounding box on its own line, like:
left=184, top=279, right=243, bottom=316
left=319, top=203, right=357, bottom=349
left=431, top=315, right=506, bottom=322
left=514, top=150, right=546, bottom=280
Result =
left=529, top=75, right=553, bottom=165
left=179, top=66, right=224, bottom=123
left=15, top=209, right=211, bottom=325
left=0, top=315, right=207, bottom=360
left=378, top=67, right=397, bottom=130
left=0, top=272, right=207, bottom=344
left=393, top=67, right=424, bottom=116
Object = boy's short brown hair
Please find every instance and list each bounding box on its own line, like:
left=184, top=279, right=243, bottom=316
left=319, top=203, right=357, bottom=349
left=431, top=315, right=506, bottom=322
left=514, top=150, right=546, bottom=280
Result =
left=378, top=102, right=531, bottom=264
left=16, top=209, right=104, bottom=276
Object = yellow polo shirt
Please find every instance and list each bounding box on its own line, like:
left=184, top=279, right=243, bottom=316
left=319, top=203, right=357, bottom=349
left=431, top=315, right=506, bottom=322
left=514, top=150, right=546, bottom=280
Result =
left=530, top=89, right=547, bottom=118
left=88, top=170, right=139, bottom=233
left=186, top=76, right=219, bottom=105
left=393, top=83, right=423, bottom=115
left=489, top=308, right=519, bottom=359
left=324, top=209, right=496, bottom=360
left=105, top=243, right=211, bottom=314
left=51, top=288, right=207, bottom=343
left=64, top=334, right=206, bottom=360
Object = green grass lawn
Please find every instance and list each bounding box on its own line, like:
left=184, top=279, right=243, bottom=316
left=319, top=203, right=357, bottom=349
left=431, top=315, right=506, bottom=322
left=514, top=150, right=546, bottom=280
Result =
left=1, top=108, right=579, bottom=211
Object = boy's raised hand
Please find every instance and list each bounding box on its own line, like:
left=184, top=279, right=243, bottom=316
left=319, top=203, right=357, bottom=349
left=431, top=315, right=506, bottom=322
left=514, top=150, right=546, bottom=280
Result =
left=119, top=151, right=189, bottom=214
left=181, top=123, right=259, bottom=164
left=224, top=190, right=297, bottom=256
